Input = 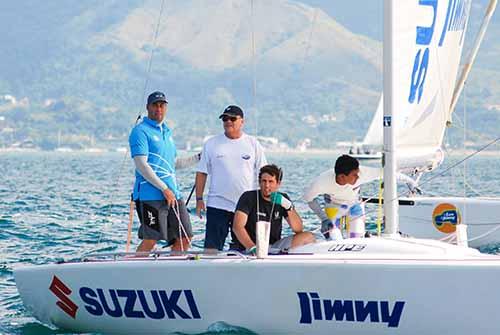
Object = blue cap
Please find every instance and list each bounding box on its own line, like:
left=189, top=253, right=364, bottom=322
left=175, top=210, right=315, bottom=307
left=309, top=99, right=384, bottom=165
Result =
left=147, top=91, right=167, bottom=105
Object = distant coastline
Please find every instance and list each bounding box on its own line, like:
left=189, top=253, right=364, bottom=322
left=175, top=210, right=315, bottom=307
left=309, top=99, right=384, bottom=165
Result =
left=2, top=147, right=500, bottom=157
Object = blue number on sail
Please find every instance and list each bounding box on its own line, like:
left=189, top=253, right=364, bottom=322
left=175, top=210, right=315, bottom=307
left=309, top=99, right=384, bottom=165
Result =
left=416, top=0, right=438, bottom=45
left=408, top=48, right=430, bottom=104
left=408, top=0, right=437, bottom=104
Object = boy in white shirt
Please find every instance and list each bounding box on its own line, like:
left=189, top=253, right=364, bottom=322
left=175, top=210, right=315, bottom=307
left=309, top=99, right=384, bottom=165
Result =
left=303, top=155, right=366, bottom=240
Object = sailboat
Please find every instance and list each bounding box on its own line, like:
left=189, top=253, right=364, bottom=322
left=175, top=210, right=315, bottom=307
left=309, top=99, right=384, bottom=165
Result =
left=14, top=1, right=500, bottom=334
left=54, top=129, right=74, bottom=152
left=360, top=0, right=500, bottom=248
left=349, top=103, right=385, bottom=160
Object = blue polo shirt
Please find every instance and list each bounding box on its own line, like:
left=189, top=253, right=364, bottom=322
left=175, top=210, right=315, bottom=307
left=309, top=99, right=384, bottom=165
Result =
left=129, top=117, right=181, bottom=201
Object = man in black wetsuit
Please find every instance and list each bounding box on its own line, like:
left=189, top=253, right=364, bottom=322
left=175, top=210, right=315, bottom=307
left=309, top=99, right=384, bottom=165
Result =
left=231, top=164, right=315, bottom=254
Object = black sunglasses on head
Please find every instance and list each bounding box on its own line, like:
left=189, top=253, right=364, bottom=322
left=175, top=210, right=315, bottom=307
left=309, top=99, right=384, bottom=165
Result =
left=222, top=116, right=239, bottom=122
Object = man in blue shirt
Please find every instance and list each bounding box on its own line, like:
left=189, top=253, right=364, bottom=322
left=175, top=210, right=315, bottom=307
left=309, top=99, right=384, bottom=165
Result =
left=129, top=91, right=192, bottom=253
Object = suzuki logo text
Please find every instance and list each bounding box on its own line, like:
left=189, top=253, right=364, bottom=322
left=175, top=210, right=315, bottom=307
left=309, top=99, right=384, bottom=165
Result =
left=79, top=288, right=201, bottom=320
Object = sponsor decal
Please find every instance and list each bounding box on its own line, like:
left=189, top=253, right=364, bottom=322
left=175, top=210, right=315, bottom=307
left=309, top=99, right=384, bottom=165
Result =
left=432, top=203, right=460, bottom=233
left=328, top=244, right=366, bottom=252
left=49, top=275, right=79, bottom=318
left=79, top=287, right=201, bottom=320
left=147, top=210, right=156, bottom=227
left=297, top=292, right=405, bottom=328
left=141, top=203, right=160, bottom=232
left=48, top=276, right=202, bottom=320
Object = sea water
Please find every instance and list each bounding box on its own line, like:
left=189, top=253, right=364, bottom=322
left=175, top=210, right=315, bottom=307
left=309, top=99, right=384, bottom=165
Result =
left=1, top=151, right=500, bottom=334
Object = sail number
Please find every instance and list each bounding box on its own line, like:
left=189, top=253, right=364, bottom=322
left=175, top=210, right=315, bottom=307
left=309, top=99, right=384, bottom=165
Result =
left=408, top=0, right=470, bottom=105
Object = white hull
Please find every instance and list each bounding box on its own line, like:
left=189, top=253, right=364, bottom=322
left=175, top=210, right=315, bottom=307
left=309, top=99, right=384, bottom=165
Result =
left=350, top=152, right=382, bottom=160
left=14, top=238, right=500, bottom=334
left=393, top=196, right=500, bottom=247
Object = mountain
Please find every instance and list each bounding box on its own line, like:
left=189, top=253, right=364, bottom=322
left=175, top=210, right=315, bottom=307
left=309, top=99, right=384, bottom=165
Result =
left=0, top=0, right=383, bottom=149
left=0, top=0, right=498, bottom=150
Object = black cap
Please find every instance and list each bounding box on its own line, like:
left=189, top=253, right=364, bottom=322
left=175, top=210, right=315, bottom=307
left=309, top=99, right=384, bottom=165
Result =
left=147, top=91, right=167, bottom=105
left=219, top=105, right=244, bottom=119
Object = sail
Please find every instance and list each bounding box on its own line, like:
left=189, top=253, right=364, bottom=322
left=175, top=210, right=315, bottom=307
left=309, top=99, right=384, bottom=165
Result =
left=364, top=0, right=471, bottom=168
left=395, top=0, right=471, bottom=148
left=362, top=95, right=383, bottom=146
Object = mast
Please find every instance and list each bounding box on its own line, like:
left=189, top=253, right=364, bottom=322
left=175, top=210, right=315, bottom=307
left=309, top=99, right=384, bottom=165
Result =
left=382, top=0, right=399, bottom=236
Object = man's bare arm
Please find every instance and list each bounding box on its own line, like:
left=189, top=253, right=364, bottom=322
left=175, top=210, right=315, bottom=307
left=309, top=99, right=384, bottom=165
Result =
left=175, top=153, right=201, bottom=170
left=233, top=210, right=255, bottom=249
left=285, top=208, right=303, bottom=233
left=195, top=172, right=208, bottom=218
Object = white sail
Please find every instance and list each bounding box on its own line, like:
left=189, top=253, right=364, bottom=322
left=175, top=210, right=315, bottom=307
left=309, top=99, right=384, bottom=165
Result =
left=362, top=95, right=383, bottom=146
left=397, top=0, right=471, bottom=148
left=364, top=0, right=471, bottom=170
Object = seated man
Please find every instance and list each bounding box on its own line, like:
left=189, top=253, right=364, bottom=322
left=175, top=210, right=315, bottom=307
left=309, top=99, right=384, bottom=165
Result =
left=232, top=164, right=315, bottom=254
left=303, top=154, right=366, bottom=240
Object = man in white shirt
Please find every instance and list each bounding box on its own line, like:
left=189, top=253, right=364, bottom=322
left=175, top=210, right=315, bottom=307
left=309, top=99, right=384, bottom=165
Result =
left=195, top=105, right=267, bottom=251
left=303, top=155, right=368, bottom=240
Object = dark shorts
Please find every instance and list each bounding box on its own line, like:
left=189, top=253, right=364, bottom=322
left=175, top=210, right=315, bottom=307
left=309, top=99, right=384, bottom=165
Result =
left=204, top=206, right=235, bottom=250
left=135, top=199, right=193, bottom=246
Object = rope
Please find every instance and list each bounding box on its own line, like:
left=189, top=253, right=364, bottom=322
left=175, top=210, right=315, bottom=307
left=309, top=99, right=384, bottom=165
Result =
left=267, top=169, right=284, bottom=227
left=172, top=201, right=191, bottom=253
left=376, top=170, right=383, bottom=236
left=97, top=151, right=132, bottom=247
left=343, top=132, right=499, bottom=226
left=462, top=80, right=467, bottom=227
left=467, top=224, right=500, bottom=242
left=249, top=0, right=261, bottom=221
left=93, top=0, right=166, bottom=252
left=403, top=136, right=500, bottom=196
left=465, top=180, right=482, bottom=196
left=137, top=0, right=167, bottom=122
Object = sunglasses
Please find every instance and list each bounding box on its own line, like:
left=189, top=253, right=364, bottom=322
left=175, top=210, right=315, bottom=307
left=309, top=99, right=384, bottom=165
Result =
left=222, top=116, right=239, bottom=122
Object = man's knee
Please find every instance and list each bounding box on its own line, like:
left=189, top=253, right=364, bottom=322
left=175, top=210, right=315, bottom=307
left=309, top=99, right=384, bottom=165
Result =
left=302, top=232, right=316, bottom=244
left=292, top=232, right=316, bottom=248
